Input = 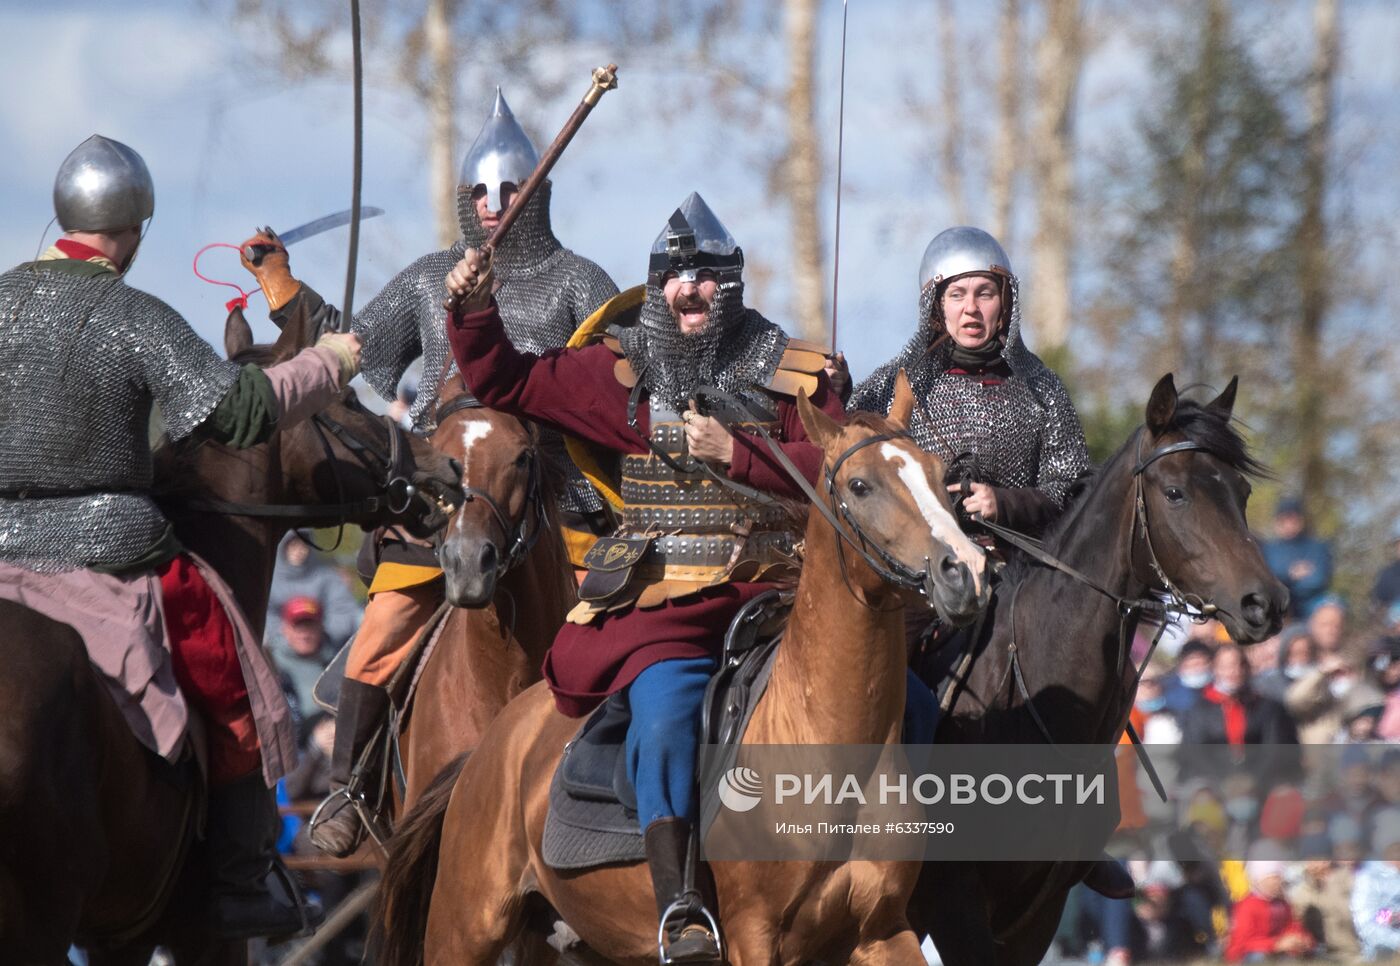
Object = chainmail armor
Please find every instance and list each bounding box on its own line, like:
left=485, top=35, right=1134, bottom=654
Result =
left=0, top=264, right=240, bottom=571
left=618, top=282, right=789, bottom=413
left=355, top=182, right=618, bottom=515
left=849, top=275, right=1089, bottom=507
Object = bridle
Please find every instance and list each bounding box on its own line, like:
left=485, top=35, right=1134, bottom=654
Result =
left=178, top=390, right=430, bottom=551
left=686, top=387, right=938, bottom=604
left=433, top=393, right=548, bottom=579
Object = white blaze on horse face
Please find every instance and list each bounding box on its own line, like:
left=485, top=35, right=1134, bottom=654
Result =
left=879, top=442, right=986, bottom=597
left=457, top=419, right=494, bottom=487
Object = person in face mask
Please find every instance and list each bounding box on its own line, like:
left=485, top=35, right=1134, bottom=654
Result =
left=1164, top=641, right=1217, bottom=715
left=1136, top=668, right=1183, bottom=745
left=1254, top=626, right=1318, bottom=703
left=1179, top=644, right=1301, bottom=784
left=1286, top=652, right=1366, bottom=745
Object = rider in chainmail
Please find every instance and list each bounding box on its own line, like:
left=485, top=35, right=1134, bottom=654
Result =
left=295, top=89, right=617, bottom=860
left=852, top=227, right=1134, bottom=902
left=0, top=135, right=357, bottom=939
left=850, top=226, right=1089, bottom=536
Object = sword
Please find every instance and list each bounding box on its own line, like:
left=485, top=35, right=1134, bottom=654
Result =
left=445, top=64, right=619, bottom=309
left=241, top=207, right=384, bottom=265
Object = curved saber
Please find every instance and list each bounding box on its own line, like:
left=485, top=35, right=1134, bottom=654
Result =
left=830, top=0, right=850, bottom=352
left=342, top=0, right=365, bottom=331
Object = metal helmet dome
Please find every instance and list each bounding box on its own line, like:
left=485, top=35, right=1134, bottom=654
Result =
left=53, top=134, right=155, bottom=232
left=458, top=88, right=540, bottom=212
left=917, top=226, right=1013, bottom=291
left=647, top=191, right=744, bottom=285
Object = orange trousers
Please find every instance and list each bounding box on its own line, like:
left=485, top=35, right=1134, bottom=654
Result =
left=344, top=582, right=443, bottom=686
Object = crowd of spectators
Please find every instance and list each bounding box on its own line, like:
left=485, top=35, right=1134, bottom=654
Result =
left=1049, top=501, right=1400, bottom=964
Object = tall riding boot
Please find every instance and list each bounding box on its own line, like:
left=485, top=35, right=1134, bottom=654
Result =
left=207, top=772, right=318, bottom=940
left=643, top=817, right=721, bottom=964
left=308, top=679, right=389, bottom=858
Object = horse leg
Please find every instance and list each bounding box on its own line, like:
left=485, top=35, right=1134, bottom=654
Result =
left=846, top=930, right=928, bottom=966
left=994, top=890, right=1074, bottom=966
left=913, top=864, right=999, bottom=966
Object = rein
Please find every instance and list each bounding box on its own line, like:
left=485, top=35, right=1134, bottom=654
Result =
left=688, top=386, right=933, bottom=600
left=433, top=393, right=548, bottom=580
left=178, top=395, right=424, bottom=551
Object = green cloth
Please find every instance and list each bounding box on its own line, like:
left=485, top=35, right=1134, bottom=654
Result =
left=204, top=364, right=279, bottom=448
left=23, top=258, right=114, bottom=279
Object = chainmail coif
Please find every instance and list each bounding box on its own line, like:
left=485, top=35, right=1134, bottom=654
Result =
left=618, top=280, right=788, bottom=415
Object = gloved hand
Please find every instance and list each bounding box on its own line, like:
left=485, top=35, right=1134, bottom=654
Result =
left=315, top=331, right=362, bottom=386
left=445, top=247, right=495, bottom=313
left=239, top=228, right=301, bottom=312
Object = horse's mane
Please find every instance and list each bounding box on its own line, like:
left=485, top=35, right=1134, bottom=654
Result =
left=1035, top=397, right=1267, bottom=559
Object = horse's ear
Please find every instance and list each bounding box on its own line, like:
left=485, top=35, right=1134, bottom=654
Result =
left=797, top=388, right=841, bottom=450
left=1146, top=374, right=1178, bottom=436
left=1208, top=376, right=1239, bottom=418
left=224, top=306, right=253, bottom=359
left=889, top=369, right=915, bottom=430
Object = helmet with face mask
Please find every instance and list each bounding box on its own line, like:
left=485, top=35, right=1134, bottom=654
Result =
left=620, top=192, right=785, bottom=413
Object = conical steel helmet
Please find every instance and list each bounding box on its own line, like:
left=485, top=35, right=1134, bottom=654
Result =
left=647, top=191, right=744, bottom=284
left=53, top=134, right=155, bottom=232
left=458, top=88, right=540, bottom=212
left=917, top=226, right=1013, bottom=290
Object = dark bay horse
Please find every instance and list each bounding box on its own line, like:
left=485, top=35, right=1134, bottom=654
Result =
left=0, top=305, right=459, bottom=964
left=397, top=375, right=577, bottom=806
left=376, top=374, right=993, bottom=965
left=914, top=375, right=1287, bottom=965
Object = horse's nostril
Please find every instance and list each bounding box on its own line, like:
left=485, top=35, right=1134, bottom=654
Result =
left=939, top=554, right=962, bottom=579
left=1241, top=592, right=1269, bottom=626
left=479, top=542, right=498, bottom=572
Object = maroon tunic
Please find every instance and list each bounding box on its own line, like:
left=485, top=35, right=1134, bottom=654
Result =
left=448, top=302, right=845, bottom=716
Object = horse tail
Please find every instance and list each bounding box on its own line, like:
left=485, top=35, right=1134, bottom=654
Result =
left=372, top=752, right=469, bottom=966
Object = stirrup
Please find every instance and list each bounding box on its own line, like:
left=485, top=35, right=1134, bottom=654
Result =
left=657, top=895, right=722, bottom=965
left=266, top=859, right=320, bottom=943
left=307, top=785, right=389, bottom=852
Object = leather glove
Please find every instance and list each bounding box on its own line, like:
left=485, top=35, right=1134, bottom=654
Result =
left=239, top=227, right=301, bottom=312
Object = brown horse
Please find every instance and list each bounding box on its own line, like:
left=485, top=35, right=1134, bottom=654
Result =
left=376, top=374, right=993, bottom=965
left=913, top=375, right=1288, bottom=965
left=396, top=375, right=577, bottom=806
left=0, top=306, right=459, bottom=965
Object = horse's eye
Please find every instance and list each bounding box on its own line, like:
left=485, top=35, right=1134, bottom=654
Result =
left=849, top=478, right=871, bottom=497
left=1164, top=485, right=1186, bottom=504
left=515, top=451, right=531, bottom=469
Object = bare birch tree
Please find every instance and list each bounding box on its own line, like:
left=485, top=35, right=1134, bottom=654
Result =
left=784, top=0, right=828, bottom=342
left=1028, top=0, right=1083, bottom=354
left=1295, top=0, right=1340, bottom=511
left=936, top=0, right=969, bottom=226
left=991, top=0, right=1023, bottom=245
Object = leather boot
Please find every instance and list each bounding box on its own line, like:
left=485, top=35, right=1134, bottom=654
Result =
left=308, top=679, right=389, bottom=858
left=206, top=772, right=319, bottom=940
left=643, top=818, right=721, bottom=964
left=1083, top=853, right=1136, bottom=899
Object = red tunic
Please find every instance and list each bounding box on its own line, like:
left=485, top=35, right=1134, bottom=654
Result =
left=448, top=302, right=845, bottom=716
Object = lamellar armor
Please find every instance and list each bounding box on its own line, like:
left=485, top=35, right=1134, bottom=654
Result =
left=568, top=194, right=828, bottom=621
left=0, top=264, right=238, bottom=571
left=353, top=88, right=618, bottom=518
left=848, top=226, right=1089, bottom=508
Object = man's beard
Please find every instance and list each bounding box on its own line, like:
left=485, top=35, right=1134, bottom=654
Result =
left=670, top=293, right=714, bottom=336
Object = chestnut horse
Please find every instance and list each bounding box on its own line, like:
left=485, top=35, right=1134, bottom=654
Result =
left=914, top=375, right=1288, bottom=965
left=0, top=305, right=459, bottom=965
left=376, top=374, right=993, bottom=965
left=396, top=374, right=577, bottom=806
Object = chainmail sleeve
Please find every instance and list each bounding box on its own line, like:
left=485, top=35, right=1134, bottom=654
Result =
left=129, top=289, right=241, bottom=441
left=352, top=255, right=435, bottom=402
left=847, top=362, right=898, bottom=415
left=1028, top=370, right=1091, bottom=507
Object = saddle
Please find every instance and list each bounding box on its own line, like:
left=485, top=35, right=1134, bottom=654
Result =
left=542, top=590, right=790, bottom=870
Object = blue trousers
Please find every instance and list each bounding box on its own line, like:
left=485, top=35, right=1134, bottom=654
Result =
left=625, top=657, right=715, bottom=827
left=905, top=668, right=941, bottom=744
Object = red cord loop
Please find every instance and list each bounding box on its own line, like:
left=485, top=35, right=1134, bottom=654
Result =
left=193, top=242, right=260, bottom=311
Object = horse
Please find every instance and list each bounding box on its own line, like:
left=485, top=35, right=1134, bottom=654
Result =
left=0, top=303, right=460, bottom=965
left=913, top=374, right=1288, bottom=966
left=395, top=374, right=577, bottom=806
left=374, top=373, right=993, bottom=966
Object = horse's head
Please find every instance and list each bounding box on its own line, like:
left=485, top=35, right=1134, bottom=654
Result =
left=430, top=378, right=545, bottom=607
left=222, top=306, right=462, bottom=538
left=797, top=370, right=991, bottom=624
left=1131, top=374, right=1287, bottom=643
